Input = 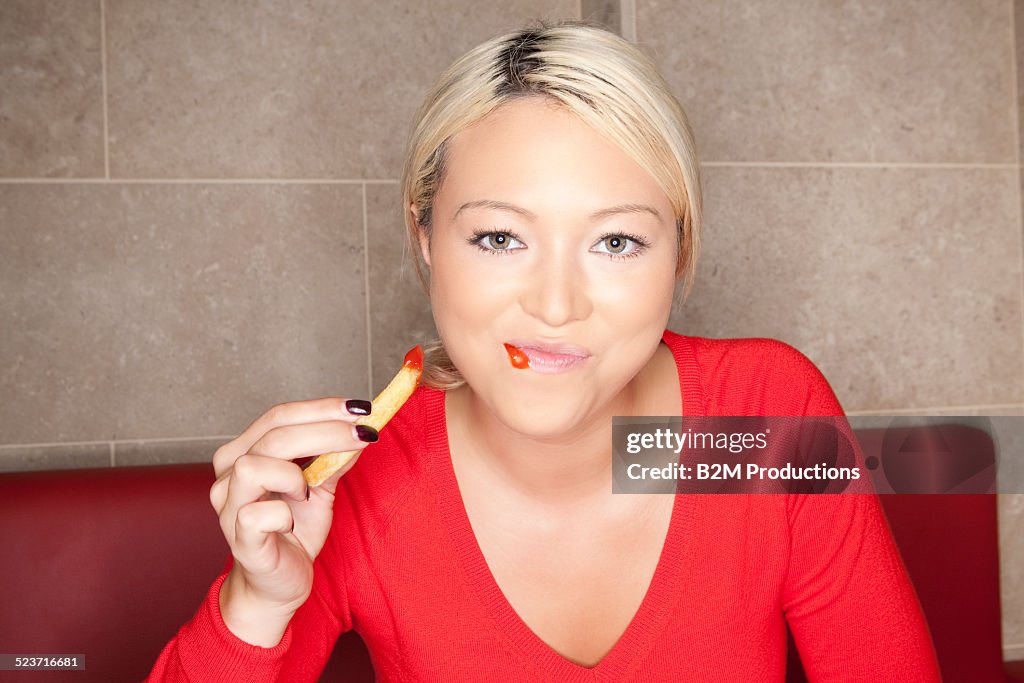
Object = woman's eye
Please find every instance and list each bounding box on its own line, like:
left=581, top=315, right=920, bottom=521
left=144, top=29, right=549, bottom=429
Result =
left=592, top=234, right=646, bottom=259
left=470, top=231, right=523, bottom=254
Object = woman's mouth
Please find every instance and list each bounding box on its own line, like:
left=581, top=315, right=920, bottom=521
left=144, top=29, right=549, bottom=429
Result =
left=504, top=340, right=591, bottom=374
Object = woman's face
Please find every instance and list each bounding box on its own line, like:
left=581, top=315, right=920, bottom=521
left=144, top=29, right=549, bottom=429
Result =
left=415, top=96, right=678, bottom=438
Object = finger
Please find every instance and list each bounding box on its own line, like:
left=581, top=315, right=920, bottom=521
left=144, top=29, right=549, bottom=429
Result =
left=213, top=397, right=373, bottom=477
left=210, top=469, right=232, bottom=514
left=234, top=499, right=294, bottom=568
left=220, top=454, right=307, bottom=544
left=249, top=420, right=379, bottom=463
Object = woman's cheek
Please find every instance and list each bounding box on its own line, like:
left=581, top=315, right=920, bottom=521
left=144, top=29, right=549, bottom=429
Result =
left=429, top=258, right=516, bottom=379
left=450, top=267, right=517, bottom=327
left=592, top=261, right=674, bottom=321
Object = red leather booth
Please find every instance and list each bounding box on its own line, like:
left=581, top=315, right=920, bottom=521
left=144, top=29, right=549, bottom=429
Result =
left=0, top=426, right=1021, bottom=682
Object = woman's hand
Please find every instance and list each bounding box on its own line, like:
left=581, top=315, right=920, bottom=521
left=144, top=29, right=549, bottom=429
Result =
left=208, top=397, right=377, bottom=647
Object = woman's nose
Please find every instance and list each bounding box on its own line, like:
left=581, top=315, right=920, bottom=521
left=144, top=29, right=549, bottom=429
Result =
left=518, top=252, right=593, bottom=326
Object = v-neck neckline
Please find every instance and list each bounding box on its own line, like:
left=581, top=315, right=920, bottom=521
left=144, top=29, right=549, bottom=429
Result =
left=423, top=330, right=707, bottom=682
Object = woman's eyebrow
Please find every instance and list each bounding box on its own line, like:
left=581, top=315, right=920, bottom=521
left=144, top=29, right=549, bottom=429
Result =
left=452, top=199, right=661, bottom=222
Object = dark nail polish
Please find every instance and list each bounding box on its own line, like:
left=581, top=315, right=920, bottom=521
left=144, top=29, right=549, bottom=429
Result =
left=355, top=424, right=379, bottom=443
left=305, top=484, right=310, bottom=501
left=345, top=399, right=372, bottom=416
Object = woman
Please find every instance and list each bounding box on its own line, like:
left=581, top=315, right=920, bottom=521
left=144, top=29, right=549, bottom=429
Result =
left=148, top=20, right=941, bottom=682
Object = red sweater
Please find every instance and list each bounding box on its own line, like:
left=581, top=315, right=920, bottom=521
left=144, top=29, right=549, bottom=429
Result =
left=146, top=329, right=941, bottom=682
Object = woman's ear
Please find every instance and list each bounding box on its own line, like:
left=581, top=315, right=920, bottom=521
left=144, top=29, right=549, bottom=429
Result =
left=410, top=203, right=431, bottom=267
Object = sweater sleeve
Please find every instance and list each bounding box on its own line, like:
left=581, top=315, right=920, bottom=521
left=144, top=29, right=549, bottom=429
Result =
left=782, top=492, right=942, bottom=681
left=143, top=569, right=294, bottom=683
left=145, top=515, right=353, bottom=682
left=773, top=342, right=942, bottom=681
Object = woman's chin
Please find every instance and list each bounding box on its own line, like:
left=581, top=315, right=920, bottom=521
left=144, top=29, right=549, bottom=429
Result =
left=490, top=396, right=595, bottom=440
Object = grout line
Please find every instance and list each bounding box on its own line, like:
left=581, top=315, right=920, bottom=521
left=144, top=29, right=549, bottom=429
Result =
left=100, top=0, right=110, bottom=179
left=621, top=0, right=636, bottom=42
left=699, top=161, right=1018, bottom=169
left=846, top=402, right=1024, bottom=416
left=109, top=442, right=114, bottom=467
left=362, top=183, right=374, bottom=398
left=0, top=178, right=399, bottom=184
left=0, top=435, right=236, bottom=451
left=0, top=163, right=1018, bottom=186
left=112, top=435, right=234, bottom=444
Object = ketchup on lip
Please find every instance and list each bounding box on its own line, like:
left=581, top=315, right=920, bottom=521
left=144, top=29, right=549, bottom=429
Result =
left=503, top=342, right=530, bottom=369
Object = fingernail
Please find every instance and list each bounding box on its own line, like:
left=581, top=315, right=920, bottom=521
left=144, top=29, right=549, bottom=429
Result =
left=345, top=399, right=372, bottom=416
left=305, top=484, right=310, bottom=501
left=355, top=424, right=379, bottom=443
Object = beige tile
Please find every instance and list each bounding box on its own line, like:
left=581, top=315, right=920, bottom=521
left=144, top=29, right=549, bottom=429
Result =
left=115, top=437, right=226, bottom=466
left=365, top=183, right=437, bottom=394
left=581, top=0, right=620, bottom=34
left=0, top=0, right=104, bottom=177
left=0, top=443, right=109, bottom=472
left=105, top=0, right=578, bottom=179
left=671, top=166, right=1023, bottom=411
left=638, top=0, right=1016, bottom=163
left=0, top=183, right=367, bottom=443
left=1000, top=493, right=1024, bottom=655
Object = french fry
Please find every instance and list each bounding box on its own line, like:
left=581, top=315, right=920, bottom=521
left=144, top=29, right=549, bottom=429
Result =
left=303, top=345, right=423, bottom=487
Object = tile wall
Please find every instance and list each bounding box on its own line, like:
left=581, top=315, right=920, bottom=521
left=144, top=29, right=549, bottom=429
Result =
left=1, top=0, right=1021, bottom=661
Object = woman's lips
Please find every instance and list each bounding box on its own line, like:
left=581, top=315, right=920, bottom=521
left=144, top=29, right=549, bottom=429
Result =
left=504, top=340, right=591, bottom=374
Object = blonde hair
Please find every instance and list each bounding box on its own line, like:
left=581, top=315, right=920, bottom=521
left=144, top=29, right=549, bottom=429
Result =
left=399, top=19, right=703, bottom=391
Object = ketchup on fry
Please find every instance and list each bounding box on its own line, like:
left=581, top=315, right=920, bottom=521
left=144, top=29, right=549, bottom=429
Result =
left=404, top=344, right=424, bottom=372
left=503, top=343, right=530, bottom=369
